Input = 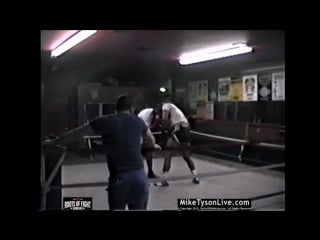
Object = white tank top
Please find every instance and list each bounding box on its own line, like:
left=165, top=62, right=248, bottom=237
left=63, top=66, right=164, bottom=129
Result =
left=162, top=103, right=188, bottom=126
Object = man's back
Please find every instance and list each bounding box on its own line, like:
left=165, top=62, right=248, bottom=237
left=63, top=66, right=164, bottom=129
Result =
left=162, top=103, right=188, bottom=126
left=90, top=113, right=147, bottom=173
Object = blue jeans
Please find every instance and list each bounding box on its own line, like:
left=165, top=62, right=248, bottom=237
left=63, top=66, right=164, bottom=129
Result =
left=107, top=169, right=149, bottom=210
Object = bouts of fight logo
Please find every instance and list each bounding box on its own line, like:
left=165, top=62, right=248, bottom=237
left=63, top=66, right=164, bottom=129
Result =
left=63, top=197, right=92, bottom=210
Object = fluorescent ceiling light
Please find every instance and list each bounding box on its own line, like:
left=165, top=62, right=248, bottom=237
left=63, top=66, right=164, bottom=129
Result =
left=179, top=43, right=253, bottom=65
left=51, top=30, right=97, bottom=58
left=49, top=30, right=79, bottom=50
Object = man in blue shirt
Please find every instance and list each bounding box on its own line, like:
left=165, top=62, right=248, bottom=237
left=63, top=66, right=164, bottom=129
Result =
left=91, top=95, right=161, bottom=209
left=44, top=95, right=161, bottom=210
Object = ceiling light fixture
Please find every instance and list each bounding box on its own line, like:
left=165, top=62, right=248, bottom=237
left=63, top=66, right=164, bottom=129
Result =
left=160, top=87, right=167, bottom=93
left=51, top=30, right=97, bottom=58
left=179, top=43, right=253, bottom=65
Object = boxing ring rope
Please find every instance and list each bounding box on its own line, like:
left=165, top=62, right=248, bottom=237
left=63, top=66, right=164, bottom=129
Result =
left=190, top=131, right=285, bottom=150
left=44, top=158, right=285, bottom=210
left=196, top=119, right=285, bottom=130
left=82, top=127, right=284, bottom=163
left=50, top=162, right=284, bottom=190
left=40, top=144, right=284, bottom=210
left=41, top=123, right=285, bottom=210
left=200, top=148, right=280, bottom=165
left=191, top=120, right=284, bottom=162
left=249, top=190, right=285, bottom=201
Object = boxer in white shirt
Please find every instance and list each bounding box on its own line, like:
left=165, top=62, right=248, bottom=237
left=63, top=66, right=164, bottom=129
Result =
left=155, top=103, right=200, bottom=186
left=138, top=108, right=162, bottom=178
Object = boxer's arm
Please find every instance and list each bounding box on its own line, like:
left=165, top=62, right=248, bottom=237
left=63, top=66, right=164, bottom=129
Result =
left=144, top=128, right=161, bottom=150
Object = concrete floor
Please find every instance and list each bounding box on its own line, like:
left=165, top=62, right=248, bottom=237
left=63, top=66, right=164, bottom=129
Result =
left=61, top=154, right=285, bottom=211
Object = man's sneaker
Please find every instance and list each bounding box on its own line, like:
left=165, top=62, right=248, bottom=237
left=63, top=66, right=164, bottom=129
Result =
left=192, top=177, right=200, bottom=184
left=161, top=180, right=169, bottom=187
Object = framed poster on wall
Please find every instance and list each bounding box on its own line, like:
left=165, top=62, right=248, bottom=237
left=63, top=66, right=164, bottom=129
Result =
left=230, top=78, right=243, bottom=101
left=189, top=80, right=208, bottom=109
left=243, top=75, right=258, bottom=101
left=258, top=74, right=272, bottom=101
left=272, top=72, right=285, bottom=101
left=196, top=101, right=207, bottom=119
left=218, top=77, right=231, bottom=101
left=206, top=101, right=214, bottom=119
left=196, top=80, right=208, bottom=101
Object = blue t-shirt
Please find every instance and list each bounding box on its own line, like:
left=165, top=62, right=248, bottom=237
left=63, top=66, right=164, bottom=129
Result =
left=90, top=113, right=147, bottom=175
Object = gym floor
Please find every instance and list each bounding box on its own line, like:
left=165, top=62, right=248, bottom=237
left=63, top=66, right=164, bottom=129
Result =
left=61, top=153, right=285, bottom=211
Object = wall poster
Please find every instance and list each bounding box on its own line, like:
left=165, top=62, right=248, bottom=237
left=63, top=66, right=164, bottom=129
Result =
left=230, top=78, right=243, bottom=101
left=258, top=74, right=272, bottom=101
left=243, top=75, right=258, bottom=101
left=218, top=77, right=231, bottom=101
left=272, top=72, right=285, bottom=101
left=189, top=80, right=208, bottom=109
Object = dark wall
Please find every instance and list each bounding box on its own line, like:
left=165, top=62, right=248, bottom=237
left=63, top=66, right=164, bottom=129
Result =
left=77, top=84, right=158, bottom=122
left=41, top=62, right=117, bottom=135
left=41, top=59, right=172, bottom=136
left=42, top=67, right=86, bottom=135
